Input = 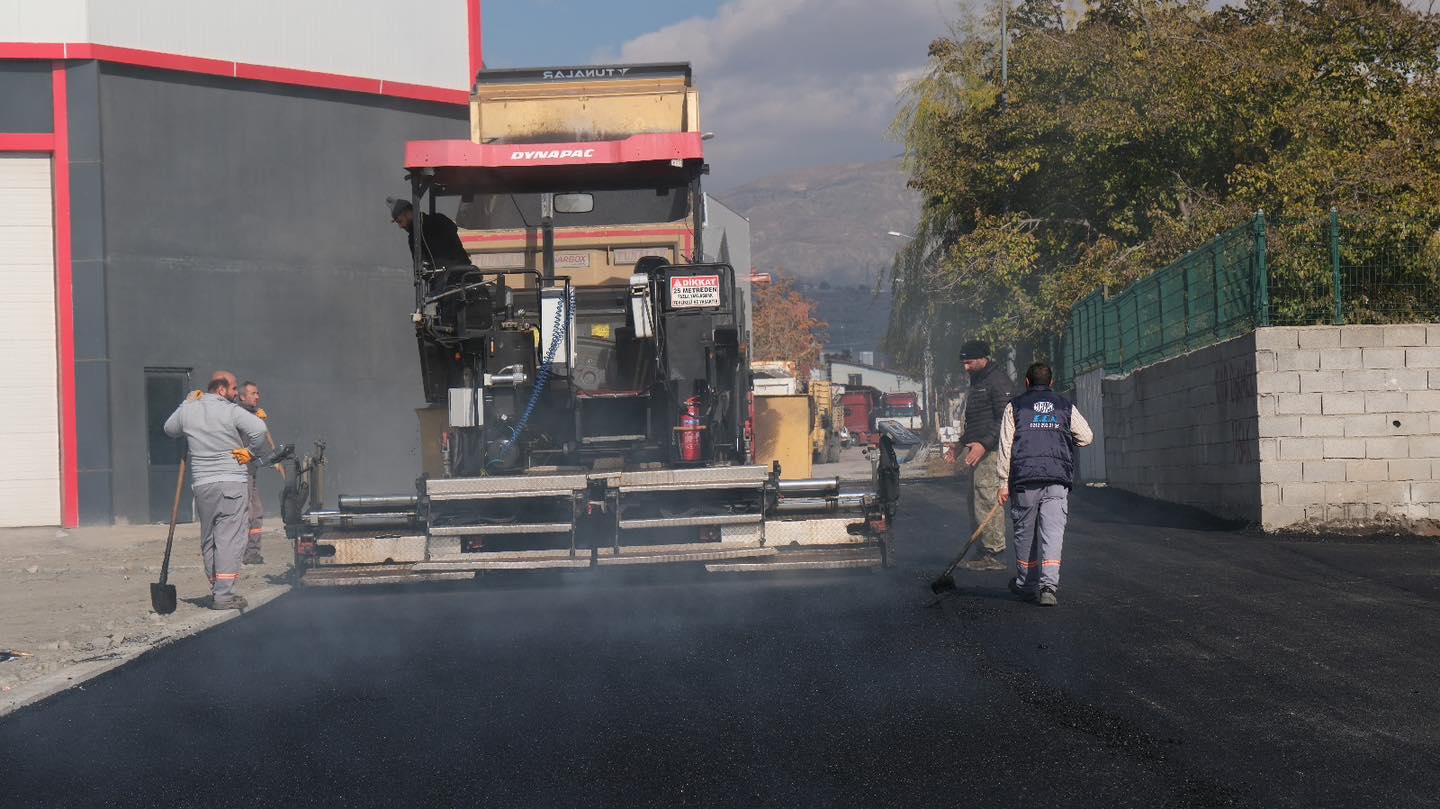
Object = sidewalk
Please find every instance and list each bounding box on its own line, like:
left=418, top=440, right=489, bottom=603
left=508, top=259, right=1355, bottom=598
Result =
left=813, top=443, right=959, bottom=482
left=0, top=522, right=291, bottom=717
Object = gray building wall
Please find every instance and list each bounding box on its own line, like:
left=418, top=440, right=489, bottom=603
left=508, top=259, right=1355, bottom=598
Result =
left=702, top=195, right=752, bottom=343
left=68, top=61, right=113, bottom=523
left=95, top=65, right=467, bottom=523
left=0, top=61, right=52, bottom=132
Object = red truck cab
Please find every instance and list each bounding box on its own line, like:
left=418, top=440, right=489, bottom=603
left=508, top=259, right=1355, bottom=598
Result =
left=839, top=387, right=882, bottom=446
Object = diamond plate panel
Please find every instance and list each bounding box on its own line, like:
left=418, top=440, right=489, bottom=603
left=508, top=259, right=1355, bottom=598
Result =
left=315, top=535, right=428, bottom=565
left=617, top=465, right=767, bottom=488
left=763, top=518, right=864, bottom=546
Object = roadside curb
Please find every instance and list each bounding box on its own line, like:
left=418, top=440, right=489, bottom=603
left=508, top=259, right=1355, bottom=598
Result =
left=0, top=582, right=290, bottom=720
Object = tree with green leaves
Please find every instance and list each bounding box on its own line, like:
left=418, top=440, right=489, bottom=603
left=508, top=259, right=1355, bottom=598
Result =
left=887, top=0, right=1440, bottom=381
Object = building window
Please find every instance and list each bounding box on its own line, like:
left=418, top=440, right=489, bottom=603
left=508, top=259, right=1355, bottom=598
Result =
left=847, top=373, right=863, bottom=387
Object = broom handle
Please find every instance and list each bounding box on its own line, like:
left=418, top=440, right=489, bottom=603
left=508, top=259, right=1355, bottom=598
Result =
left=940, top=500, right=1003, bottom=578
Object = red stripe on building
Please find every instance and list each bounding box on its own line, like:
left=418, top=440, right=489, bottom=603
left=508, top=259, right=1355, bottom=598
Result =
left=0, top=42, right=66, bottom=59
left=467, top=0, right=484, bottom=81
left=0, top=43, right=467, bottom=107
left=66, top=43, right=236, bottom=78
left=51, top=62, right=79, bottom=528
left=235, top=61, right=378, bottom=96
left=0, top=133, right=56, bottom=151
left=379, top=80, right=468, bottom=106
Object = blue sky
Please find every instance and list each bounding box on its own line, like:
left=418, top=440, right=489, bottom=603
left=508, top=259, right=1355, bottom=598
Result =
left=479, top=0, right=954, bottom=190
left=483, top=1, right=724, bottom=68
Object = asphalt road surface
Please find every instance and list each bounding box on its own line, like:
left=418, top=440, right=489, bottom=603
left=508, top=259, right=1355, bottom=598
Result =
left=3, top=482, right=1438, bottom=808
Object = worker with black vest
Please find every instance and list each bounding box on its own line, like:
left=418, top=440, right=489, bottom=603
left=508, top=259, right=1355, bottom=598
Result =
left=387, top=196, right=470, bottom=271
left=995, top=361, right=1094, bottom=607
left=957, top=340, right=1017, bottom=571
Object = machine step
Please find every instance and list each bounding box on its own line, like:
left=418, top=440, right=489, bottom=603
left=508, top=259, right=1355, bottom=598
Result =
left=595, top=546, right=777, bottom=566
left=617, top=513, right=763, bottom=530
left=429, top=522, right=574, bottom=536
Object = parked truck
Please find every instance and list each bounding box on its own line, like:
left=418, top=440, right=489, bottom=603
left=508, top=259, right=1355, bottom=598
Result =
left=282, top=64, right=898, bottom=584
left=875, top=392, right=923, bottom=432
left=839, top=387, right=883, bottom=447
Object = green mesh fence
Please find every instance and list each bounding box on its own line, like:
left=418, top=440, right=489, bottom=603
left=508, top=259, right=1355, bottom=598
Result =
left=1063, top=290, right=1107, bottom=378
left=1063, top=218, right=1262, bottom=379
left=1061, top=212, right=1440, bottom=385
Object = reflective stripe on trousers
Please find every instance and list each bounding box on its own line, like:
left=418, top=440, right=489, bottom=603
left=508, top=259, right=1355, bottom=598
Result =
left=195, top=481, right=249, bottom=597
left=1008, top=483, right=1069, bottom=591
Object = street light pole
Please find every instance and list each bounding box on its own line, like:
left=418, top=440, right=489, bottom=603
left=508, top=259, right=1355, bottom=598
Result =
left=885, top=230, right=937, bottom=439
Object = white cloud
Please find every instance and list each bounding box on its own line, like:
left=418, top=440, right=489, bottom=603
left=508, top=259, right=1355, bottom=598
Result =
left=606, top=0, right=959, bottom=188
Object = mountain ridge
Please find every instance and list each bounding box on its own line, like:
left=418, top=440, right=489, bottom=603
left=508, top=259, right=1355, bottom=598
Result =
left=715, top=159, right=919, bottom=354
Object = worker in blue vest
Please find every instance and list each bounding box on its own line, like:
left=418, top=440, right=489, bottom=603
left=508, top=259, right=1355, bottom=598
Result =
left=994, top=361, right=1094, bottom=607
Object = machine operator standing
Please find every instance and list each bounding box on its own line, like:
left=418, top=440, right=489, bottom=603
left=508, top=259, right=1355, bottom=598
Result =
left=163, top=375, right=268, bottom=610
left=996, top=362, right=1094, bottom=606
left=956, top=340, right=1016, bottom=571
left=387, top=197, right=470, bottom=270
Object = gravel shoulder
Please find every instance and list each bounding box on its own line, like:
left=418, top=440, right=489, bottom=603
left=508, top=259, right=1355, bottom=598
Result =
left=0, top=523, right=291, bottom=716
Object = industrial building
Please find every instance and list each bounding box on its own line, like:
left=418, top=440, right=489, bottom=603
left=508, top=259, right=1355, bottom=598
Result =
left=823, top=359, right=922, bottom=395
left=0, top=1, right=478, bottom=527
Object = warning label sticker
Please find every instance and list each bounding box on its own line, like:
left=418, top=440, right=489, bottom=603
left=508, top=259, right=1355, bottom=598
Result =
left=670, top=275, right=721, bottom=308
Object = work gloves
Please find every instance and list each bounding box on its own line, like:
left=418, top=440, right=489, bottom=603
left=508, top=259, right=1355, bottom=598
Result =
left=255, top=408, right=268, bottom=421
left=231, top=448, right=254, bottom=466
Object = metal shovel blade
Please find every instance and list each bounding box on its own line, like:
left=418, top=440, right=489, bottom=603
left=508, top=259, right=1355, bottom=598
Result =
left=150, top=582, right=177, bottom=615
left=929, top=574, right=957, bottom=595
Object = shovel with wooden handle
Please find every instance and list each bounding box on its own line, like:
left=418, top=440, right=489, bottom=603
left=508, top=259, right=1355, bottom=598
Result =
left=149, top=457, right=186, bottom=615
left=928, top=500, right=1003, bottom=597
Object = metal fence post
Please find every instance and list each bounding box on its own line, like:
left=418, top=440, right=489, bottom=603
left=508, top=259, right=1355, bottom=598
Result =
left=1329, top=207, right=1344, bottom=325
left=1254, top=210, right=1270, bottom=327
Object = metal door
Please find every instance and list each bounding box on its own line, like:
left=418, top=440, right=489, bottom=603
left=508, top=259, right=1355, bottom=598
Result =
left=145, top=368, right=193, bottom=523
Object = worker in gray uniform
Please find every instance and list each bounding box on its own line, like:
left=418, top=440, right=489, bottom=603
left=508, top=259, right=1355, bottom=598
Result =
left=164, top=374, right=269, bottom=610
left=237, top=380, right=269, bottom=565
left=995, top=361, right=1093, bottom=607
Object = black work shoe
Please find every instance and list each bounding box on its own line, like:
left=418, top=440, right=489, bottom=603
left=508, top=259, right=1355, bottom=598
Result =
left=243, top=553, right=265, bottom=565
left=1037, top=587, right=1058, bottom=607
left=1009, top=578, right=1037, bottom=602
left=211, top=594, right=249, bottom=611
left=959, top=554, right=1007, bottom=572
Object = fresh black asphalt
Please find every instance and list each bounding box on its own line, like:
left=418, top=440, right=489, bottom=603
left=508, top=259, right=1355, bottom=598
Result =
left=2, top=481, right=1438, bottom=808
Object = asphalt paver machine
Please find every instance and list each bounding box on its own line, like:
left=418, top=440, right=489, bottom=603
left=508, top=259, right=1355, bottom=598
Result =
left=284, top=64, right=898, bottom=584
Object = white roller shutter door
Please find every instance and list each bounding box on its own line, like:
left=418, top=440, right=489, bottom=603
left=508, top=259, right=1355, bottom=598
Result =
left=0, top=155, right=61, bottom=527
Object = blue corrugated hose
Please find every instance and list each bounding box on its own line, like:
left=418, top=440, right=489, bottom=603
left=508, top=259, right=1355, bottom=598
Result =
left=489, top=287, right=575, bottom=467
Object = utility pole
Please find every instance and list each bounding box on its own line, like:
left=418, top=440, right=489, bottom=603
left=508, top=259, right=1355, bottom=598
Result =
left=999, top=0, right=1009, bottom=110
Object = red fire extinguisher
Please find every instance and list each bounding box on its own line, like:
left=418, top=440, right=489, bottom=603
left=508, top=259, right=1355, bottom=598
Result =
left=680, top=396, right=703, bottom=462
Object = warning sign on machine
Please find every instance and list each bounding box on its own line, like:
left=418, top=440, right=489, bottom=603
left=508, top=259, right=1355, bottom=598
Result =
left=669, top=275, right=721, bottom=308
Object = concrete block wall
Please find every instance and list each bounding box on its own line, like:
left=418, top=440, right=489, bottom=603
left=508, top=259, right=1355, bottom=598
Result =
left=1255, top=324, right=1440, bottom=530
left=1103, top=333, right=1262, bottom=523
